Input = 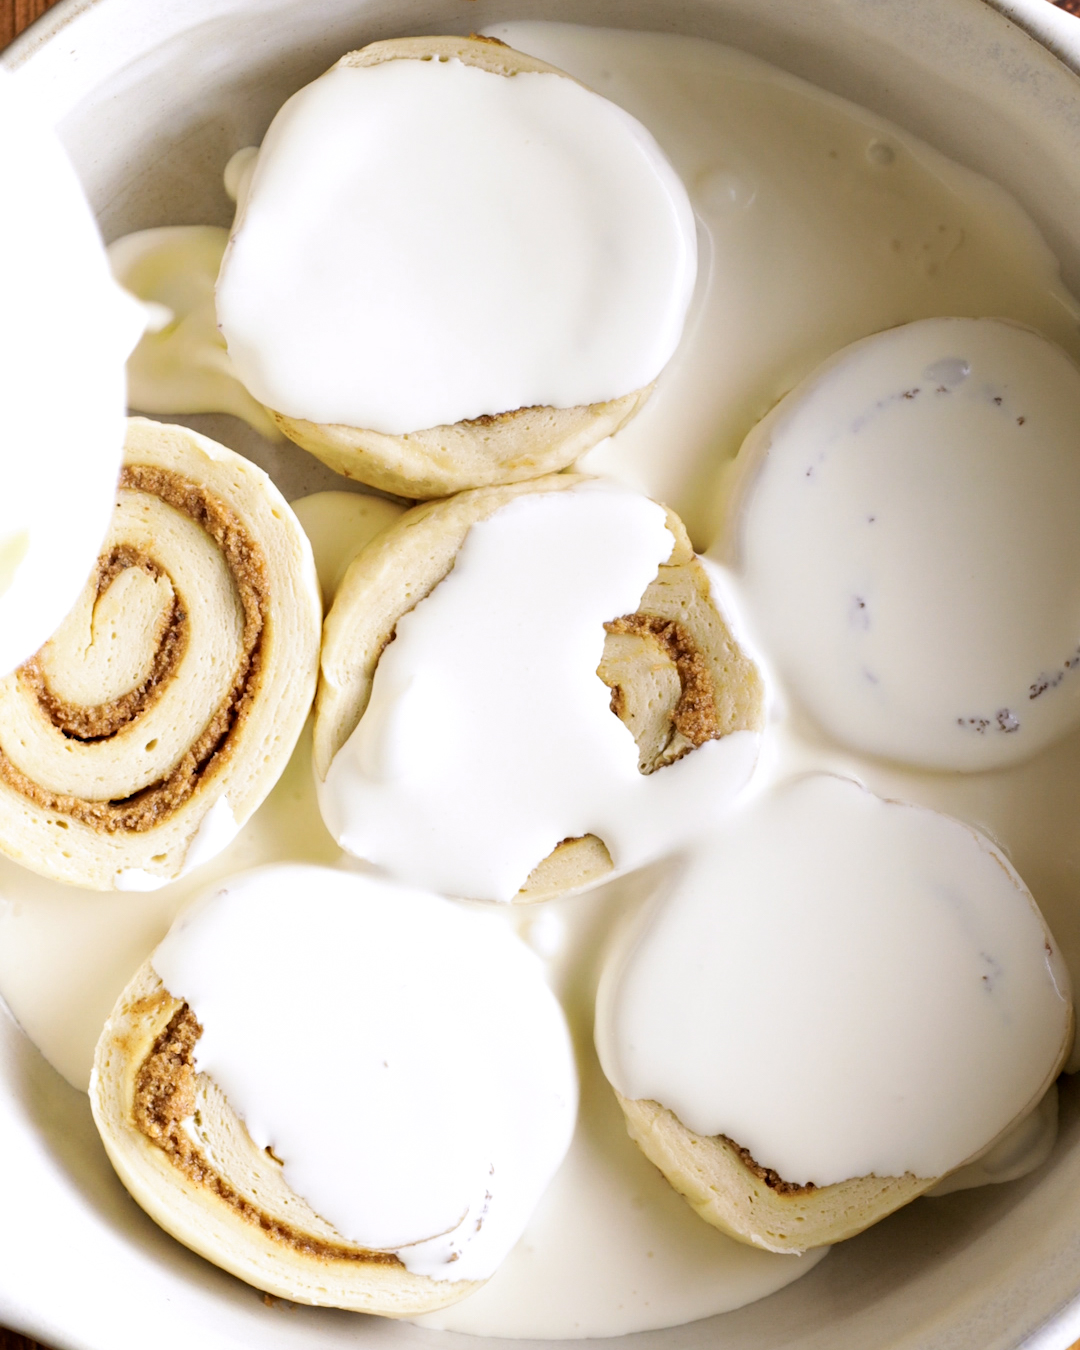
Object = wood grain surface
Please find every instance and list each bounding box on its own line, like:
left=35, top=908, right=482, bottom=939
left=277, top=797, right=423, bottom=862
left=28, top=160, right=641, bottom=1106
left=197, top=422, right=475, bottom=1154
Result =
left=1, top=0, right=1080, bottom=1348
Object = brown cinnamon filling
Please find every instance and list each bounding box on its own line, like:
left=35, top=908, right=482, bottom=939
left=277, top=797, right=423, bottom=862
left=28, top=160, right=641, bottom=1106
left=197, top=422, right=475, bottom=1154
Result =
left=0, top=465, right=269, bottom=833
left=721, top=1135, right=817, bottom=1196
left=603, top=613, right=720, bottom=755
left=134, top=1004, right=402, bottom=1267
left=460, top=404, right=541, bottom=428
left=19, top=544, right=189, bottom=740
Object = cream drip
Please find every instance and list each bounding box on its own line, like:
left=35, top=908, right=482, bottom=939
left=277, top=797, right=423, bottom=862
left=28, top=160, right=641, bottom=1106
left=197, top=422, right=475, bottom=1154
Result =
left=0, top=69, right=144, bottom=678
left=150, top=863, right=577, bottom=1281
left=596, top=774, right=1072, bottom=1185
left=926, top=1084, right=1058, bottom=1197
left=107, top=226, right=280, bottom=440
left=222, top=145, right=258, bottom=206
left=215, top=55, right=697, bottom=433
left=717, top=318, right=1080, bottom=771
left=318, top=484, right=759, bottom=902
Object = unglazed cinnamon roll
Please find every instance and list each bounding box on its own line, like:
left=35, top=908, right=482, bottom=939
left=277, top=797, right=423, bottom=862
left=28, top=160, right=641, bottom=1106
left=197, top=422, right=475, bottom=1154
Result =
left=314, top=475, right=764, bottom=903
left=0, top=418, right=321, bottom=891
left=215, top=35, right=696, bottom=499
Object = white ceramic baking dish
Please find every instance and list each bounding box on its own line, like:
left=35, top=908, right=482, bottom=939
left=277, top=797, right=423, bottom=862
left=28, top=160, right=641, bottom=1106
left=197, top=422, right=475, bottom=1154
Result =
left=4, top=1, right=1080, bottom=1346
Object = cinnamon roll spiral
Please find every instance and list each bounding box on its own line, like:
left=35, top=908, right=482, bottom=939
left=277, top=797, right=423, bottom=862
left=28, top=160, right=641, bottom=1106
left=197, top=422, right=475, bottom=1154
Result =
left=0, top=418, right=321, bottom=890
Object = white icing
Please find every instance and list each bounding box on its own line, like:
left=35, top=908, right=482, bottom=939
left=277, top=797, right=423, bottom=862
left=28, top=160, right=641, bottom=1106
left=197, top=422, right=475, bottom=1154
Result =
left=319, top=484, right=759, bottom=901
left=0, top=69, right=144, bottom=677
left=107, top=226, right=280, bottom=439
left=151, top=864, right=577, bottom=1281
left=179, top=796, right=239, bottom=877
left=596, top=774, right=1071, bottom=1185
left=290, top=491, right=406, bottom=605
left=216, top=56, right=697, bottom=433
left=718, top=318, right=1080, bottom=771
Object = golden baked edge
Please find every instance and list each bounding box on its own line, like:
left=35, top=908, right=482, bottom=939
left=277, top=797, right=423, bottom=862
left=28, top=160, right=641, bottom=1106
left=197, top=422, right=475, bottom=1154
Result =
left=616, top=991, right=1074, bottom=1256
left=90, top=960, right=484, bottom=1315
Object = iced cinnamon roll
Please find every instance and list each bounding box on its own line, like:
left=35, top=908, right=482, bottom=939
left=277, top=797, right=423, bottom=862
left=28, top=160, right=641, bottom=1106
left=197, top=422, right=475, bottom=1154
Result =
left=314, top=475, right=764, bottom=903
left=91, top=865, right=577, bottom=1314
left=0, top=418, right=321, bottom=890
left=596, top=775, right=1074, bottom=1252
left=215, top=35, right=696, bottom=498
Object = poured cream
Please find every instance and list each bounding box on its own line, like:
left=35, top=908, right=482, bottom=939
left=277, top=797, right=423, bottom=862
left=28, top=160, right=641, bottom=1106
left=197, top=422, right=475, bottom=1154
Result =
left=290, top=490, right=406, bottom=606
left=0, top=69, right=144, bottom=677
left=718, top=318, right=1080, bottom=772
left=151, top=864, right=577, bottom=1281
left=216, top=54, right=697, bottom=432
left=597, top=774, right=1071, bottom=1185
left=107, top=226, right=280, bottom=440
left=2, top=22, right=1080, bottom=1340
left=485, top=24, right=1080, bottom=549
left=319, top=485, right=759, bottom=901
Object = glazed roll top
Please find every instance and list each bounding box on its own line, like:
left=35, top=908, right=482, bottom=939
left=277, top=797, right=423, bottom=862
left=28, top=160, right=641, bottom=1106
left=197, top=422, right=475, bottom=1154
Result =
left=596, top=773, right=1073, bottom=1250
left=315, top=476, right=764, bottom=903
left=218, top=38, right=696, bottom=433
left=719, top=317, right=1080, bottom=770
left=214, top=35, right=696, bottom=498
left=0, top=418, right=321, bottom=891
left=91, top=865, right=578, bottom=1313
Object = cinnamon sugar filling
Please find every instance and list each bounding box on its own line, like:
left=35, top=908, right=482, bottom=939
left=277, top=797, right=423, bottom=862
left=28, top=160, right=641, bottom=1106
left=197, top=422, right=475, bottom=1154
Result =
left=720, top=1135, right=817, bottom=1197
left=20, top=544, right=189, bottom=740
left=603, top=613, right=720, bottom=762
left=133, top=1003, right=402, bottom=1266
left=0, top=465, right=270, bottom=833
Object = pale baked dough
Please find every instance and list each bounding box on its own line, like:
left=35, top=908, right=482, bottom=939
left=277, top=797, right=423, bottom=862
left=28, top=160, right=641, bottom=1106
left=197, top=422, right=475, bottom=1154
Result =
left=0, top=417, right=321, bottom=890
left=615, top=1021, right=1071, bottom=1255
left=314, top=473, right=764, bottom=903
left=252, top=35, right=655, bottom=499
left=91, top=961, right=481, bottom=1315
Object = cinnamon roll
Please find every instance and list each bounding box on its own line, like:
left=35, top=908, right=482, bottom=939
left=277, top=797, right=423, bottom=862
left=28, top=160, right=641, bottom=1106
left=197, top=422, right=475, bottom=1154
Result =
left=91, top=864, right=577, bottom=1314
left=216, top=35, right=696, bottom=499
left=314, top=475, right=763, bottom=903
left=595, top=775, right=1074, bottom=1252
left=0, top=418, right=321, bottom=890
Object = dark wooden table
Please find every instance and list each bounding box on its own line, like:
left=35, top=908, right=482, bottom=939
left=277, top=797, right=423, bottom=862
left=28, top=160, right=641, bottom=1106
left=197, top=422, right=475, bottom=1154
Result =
left=2, top=0, right=1080, bottom=1345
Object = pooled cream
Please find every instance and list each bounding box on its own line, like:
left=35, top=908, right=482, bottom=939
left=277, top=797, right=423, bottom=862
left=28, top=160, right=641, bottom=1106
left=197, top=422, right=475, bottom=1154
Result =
left=290, top=490, right=406, bottom=606
left=107, top=226, right=280, bottom=439
left=597, top=774, right=1072, bottom=1185
left=718, top=318, right=1080, bottom=771
left=216, top=54, right=697, bottom=432
left=318, top=484, right=759, bottom=901
left=150, top=864, right=577, bottom=1281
